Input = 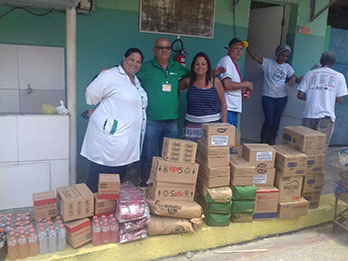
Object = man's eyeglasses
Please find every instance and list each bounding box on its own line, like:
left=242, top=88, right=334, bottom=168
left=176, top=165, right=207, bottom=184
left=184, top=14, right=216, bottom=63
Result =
left=155, top=46, right=171, bottom=51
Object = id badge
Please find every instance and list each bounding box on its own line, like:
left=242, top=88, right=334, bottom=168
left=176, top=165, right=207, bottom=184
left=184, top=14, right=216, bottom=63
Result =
left=162, top=83, right=172, bottom=92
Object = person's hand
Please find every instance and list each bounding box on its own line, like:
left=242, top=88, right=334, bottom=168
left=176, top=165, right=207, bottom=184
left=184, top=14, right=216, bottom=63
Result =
left=243, top=81, right=253, bottom=91
left=213, top=66, right=226, bottom=76
left=295, top=76, right=304, bottom=84
left=87, top=108, right=95, bottom=117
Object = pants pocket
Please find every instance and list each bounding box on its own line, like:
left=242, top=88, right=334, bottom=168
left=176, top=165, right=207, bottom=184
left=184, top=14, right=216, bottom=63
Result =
left=103, top=119, right=118, bottom=135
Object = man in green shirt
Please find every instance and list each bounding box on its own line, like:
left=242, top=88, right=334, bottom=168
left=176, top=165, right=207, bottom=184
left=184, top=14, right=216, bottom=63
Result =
left=137, top=37, right=189, bottom=186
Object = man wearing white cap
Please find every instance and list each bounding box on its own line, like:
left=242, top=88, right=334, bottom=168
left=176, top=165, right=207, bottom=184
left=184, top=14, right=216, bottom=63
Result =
left=217, top=38, right=253, bottom=128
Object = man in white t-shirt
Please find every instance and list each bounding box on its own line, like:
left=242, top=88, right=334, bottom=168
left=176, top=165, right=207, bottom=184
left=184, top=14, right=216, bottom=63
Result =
left=297, top=51, right=348, bottom=149
left=217, top=38, right=253, bottom=128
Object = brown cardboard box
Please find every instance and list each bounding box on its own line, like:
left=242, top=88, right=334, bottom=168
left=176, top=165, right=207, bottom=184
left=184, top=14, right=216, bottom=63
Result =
left=97, top=174, right=120, bottom=200
left=282, top=126, right=326, bottom=154
left=196, top=181, right=232, bottom=203
left=149, top=157, right=199, bottom=184
left=161, top=137, right=198, bottom=163
left=94, top=193, right=116, bottom=216
left=242, top=144, right=275, bottom=169
left=306, top=154, right=325, bottom=173
left=65, top=218, right=92, bottom=248
left=57, top=183, right=94, bottom=222
left=229, top=155, right=255, bottom=186
left=147, top=181, right=196, bottom=202
left=273, top=145, right=307, bottom=177
left=278, top=198, right=309, bottom=219
left=302, top=192, right=321, bottom=209
left=302, top=174, right=325, bottom=193
left=253, top=168, right=275, bottom=187
left=196, top=140, right=229, bottom=167
left=253, top=186, right=279, bottom=219
left=201, top=123, right=235, bottom=147
left=275, top=173, right=303, bottom=203
left=33, top=190, right=58, bottom=219
left=199, top=164, right=230, bottom=188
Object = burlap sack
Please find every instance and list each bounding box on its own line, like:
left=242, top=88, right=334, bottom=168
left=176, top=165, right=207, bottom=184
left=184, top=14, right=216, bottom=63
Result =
left=147, top=215, right=203, bottom=236
left=146, top=199, right=203, bottom=219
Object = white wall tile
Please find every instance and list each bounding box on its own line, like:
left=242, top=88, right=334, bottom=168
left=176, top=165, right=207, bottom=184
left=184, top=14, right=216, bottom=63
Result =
left=18, top=115, right=69, bottom=161
left=50, top=159, right=69, bottom=190
left=0, top=116, right=18, bottom=162
left=0, top=162, right=50, bottom=210
left=0, top=44, right=18, bottom=90
left=0, top=90, right=20, bottom=113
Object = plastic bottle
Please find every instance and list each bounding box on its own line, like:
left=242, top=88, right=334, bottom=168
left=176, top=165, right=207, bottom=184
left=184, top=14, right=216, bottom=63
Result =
left=110, top=217, right=119, bottom=243
left=38, top=227, right=48, bottom=255
left=92, top=220, right=102, bottom=246
left=28, top=228, right=39, bottom=257
left=48, top=225, right=57, bottom=253
left=17, top=230, right=28, bottom=259
left=57, top=224, right=67, bottom=251
left=7, top=231, right=18, bottom=260
left=101, top=218, right=110, bottom=245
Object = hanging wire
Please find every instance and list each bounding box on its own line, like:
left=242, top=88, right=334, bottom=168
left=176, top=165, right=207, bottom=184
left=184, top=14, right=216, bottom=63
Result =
left=0, top=6, right=54, bottom=20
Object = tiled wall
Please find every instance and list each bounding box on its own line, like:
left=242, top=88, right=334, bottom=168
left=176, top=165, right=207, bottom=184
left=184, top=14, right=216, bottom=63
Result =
left=0, top=115, right=69, bottom=210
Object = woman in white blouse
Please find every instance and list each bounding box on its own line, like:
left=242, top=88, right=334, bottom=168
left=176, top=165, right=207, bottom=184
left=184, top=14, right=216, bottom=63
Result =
left=81, top=48, right=148, bottom=192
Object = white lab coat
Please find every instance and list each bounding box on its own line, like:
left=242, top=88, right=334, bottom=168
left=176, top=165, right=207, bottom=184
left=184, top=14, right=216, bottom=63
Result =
left=81, top=65, right=148, bottom=166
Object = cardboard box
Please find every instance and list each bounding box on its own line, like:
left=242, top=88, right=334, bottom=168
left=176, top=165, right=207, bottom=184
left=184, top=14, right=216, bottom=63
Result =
left=278, top=198, right=309, bottom=219
left=275, top=173, right=303, bottom=203
left=196, top=181, right=232, bottom=203
left=33, top=190, right=58, bottom=219
left=98, top=174, right=120, bottom=200
left=161, top=137, right=197, bottom=163
left=302, top=174, right=325, bottom=193
left=196, top=140, right=229, bottom=167
left=253, top=168, right=275, bottom=187
left=94, top=193, right=116, bottom=216
left=306, top=154, right=325, bottom=173
left=65, top=218, right=92, bottom=248
left=242, top=144, right=275, bottom=169
left=229, top=155, right=255, bottom=186
left=199, top=164, right=230, bottom=188
left=201, top=123, right=235, bottom=147
left=273, top=145, right=307, bottom=177
left=282, top=126, right=326, bottom=154
left=302, top=192, right=321, bottom=209
left=147, top=181, right=195, bottom=202
left=253, top=186, right=279, bottom=219
left=149, top=157, right=199, bottom=184
left=57, top=183, right=94, bottom=222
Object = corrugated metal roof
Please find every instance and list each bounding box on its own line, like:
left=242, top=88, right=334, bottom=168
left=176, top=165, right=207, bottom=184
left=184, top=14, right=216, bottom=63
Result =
left=0, top=0, right=80, bottom=10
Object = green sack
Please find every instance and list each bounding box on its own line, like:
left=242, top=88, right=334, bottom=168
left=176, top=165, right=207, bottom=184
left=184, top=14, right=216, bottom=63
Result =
left=196, top=195, right=232, bottom=214
left=205, top=212, right=231, bottom=226
left=232, top=185, right=257, bottom=201
left=231, top=200, right=255, bottom=215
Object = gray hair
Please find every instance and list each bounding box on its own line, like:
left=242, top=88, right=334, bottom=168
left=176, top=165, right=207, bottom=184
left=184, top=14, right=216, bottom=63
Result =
left=320, top=51, right=336, bottom=67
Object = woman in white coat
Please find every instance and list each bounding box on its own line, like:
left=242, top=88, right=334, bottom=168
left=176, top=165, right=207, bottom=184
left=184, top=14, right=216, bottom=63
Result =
left=81, top=48, right=148, bottom=192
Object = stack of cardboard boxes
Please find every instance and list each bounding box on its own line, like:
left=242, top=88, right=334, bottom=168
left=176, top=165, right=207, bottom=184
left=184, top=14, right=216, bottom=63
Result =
left=282, top=126, right=326, bottom=209
left=94, top=174, right=120, bottom=216
left=196, top=123, right=235, bottom=226
left=146, top=138, right=204, bottom=235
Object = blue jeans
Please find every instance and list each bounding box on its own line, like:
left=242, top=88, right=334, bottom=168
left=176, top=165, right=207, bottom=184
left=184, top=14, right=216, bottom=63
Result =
left=227, top=111, right=239, bottom=128
left=141, top=119, right=178, bottom=186
left=261, top=96, right=288, bottom=145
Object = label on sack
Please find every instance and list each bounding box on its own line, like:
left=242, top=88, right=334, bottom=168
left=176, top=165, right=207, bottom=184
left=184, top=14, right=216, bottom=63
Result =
left=253, top=174, right=267, bottom=184
left=256, top=152, right=273, bottom=161
left=211, top=136, right=228, bottom=146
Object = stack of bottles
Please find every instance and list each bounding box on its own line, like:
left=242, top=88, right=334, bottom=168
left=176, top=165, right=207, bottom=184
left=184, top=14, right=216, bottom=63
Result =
left=91, top=214, right=119, bottom=246
left=116, top=182, right=150, bottom=243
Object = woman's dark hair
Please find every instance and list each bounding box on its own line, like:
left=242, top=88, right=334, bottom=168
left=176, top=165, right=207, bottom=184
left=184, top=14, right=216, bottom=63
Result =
left=190, top=52, right=212, bottom=87
left=124, top=48, right=144, bottom=62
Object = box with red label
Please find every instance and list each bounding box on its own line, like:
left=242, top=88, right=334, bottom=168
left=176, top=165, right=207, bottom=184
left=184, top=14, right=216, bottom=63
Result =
left=149, top=157, right=199, bottom=184
left=199, top=164, right=230, bottom=188
left=161, top=137, right=197, bottom=163
left=273, top=145, right=307, bottom=177
left=201, top=123, right=235, bottom=147
left=147, top=181, right=195, bottom=202
left=33, top=190, right=58, bottom=219
left=275, top=173, right=303, bottom=203
left=302, top=174, right=325, bottom=193
left=253, top=168, right=275, bottom=187
left=242, top=144, right=275, bottom=169
left=278, top=198, right=309, bottom=219
left=98, top=174, right=120, bottom=200
left=197, top=140, right=229, bottom=168
left=229, top=155, right=255, bottom=186
left=253, top=186, right=279, bottom=219
left=94, top=193, right=116, bottom=216
left=65, top=218, right=92, bottom=248
left=302, top=191, right=321, bottom=209
left=306, top=154, right=325, bottom=174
